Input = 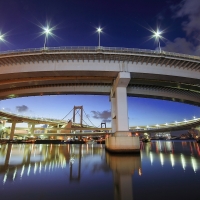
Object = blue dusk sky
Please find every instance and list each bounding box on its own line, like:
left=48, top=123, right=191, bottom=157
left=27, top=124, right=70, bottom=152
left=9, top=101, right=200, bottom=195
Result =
left=0, top=0, right=200, bottom=127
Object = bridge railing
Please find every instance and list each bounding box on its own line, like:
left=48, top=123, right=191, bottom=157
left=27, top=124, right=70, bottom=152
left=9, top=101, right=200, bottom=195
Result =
left=0, top=46, right=200, bottom=62
left=130, top=118, right=200, bottom=131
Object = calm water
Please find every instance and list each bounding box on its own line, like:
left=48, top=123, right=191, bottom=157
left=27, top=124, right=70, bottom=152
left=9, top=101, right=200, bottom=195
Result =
left=0, top=141, right=200, bottom=200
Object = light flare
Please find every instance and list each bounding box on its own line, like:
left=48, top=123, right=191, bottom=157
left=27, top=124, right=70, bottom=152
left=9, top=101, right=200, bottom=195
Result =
left=143, top=25, right=167, bottom=52
left=0, top=32, right=7, bottom=43
left=97, top=27, right=102, bottom=33
left=33, top=19, right=59, bottom=48
left=0, top=31, right=9, bottom=47
left=96, top=27, right=103, bottom=47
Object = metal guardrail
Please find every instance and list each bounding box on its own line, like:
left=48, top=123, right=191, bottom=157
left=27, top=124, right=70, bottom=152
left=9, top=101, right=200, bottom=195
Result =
left=0, top=46, right=200, bottom=61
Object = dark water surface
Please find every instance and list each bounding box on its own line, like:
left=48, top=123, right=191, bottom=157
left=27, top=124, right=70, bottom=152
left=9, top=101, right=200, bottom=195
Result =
left=0, top=141, right=200, bottom=200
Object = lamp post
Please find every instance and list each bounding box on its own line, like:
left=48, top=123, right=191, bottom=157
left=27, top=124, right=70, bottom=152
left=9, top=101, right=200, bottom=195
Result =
left=0, top=33, right=5, bottom=51
left=97, top=27, right=102, bottom=47
left=154, top=30, right=161, bottom=53
left=0, top=34, right=3, bottom=42
left=43, top=26, right=52, bottom=49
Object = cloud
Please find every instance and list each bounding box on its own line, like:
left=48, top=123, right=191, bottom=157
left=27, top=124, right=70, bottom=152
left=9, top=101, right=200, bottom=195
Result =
left=4, top=108, right=11, bottom=112
left=91, top=110, right=111, bottom=123
left=16, top=105, right=29, bottom=112
left=164, top=0, right=200, bottom=55
left=173, top=0, right=200, bottom=35
left=163, top=37, right=200, bottom=55
left=102, top=119, right=111, bottom=123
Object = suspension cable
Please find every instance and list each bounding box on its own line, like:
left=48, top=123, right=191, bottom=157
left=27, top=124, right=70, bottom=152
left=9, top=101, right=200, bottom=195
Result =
left=76, top=111, right=91, bottom=127
left=72, top=109, right=82, bottom=123
left=61, top=107, right=99, bottom=128
left=83, top=109, right=97, bottom=128
left=61, top=107, right=74, bottom=120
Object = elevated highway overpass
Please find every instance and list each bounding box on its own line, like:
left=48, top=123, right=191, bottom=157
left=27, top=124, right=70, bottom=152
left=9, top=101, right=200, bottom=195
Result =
left=1, top=46, right=200, bottom=151
left=1, top=110, right=200, bottom=138
left=130, top=117, right=200, bottom=134
left=0, top=46, right=200, bottom=105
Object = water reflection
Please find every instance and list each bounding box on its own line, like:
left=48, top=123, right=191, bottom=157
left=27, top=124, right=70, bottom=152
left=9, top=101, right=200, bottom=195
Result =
left=140, top=141, right=200, bottom=172
left=0, top=143, right=104, bottom=185
left=106, top=153, right=141, bottom=200
left=69, top=144, right=81, bottom=181
left=0, top=142, right=200, bottom=200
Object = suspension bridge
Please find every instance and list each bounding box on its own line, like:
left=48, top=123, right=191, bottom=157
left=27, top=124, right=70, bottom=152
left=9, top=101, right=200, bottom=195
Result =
left=1, top=106, right=200, bottom=140
left=0, top=106, right=110, bottom=140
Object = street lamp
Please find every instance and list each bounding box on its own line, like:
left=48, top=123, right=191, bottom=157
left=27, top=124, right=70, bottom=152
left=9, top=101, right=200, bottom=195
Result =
left=154, top=30, right=162, bottom=53
left=42, top=26, right=52, bottom=49
left=0, top=34, right=4, bottom=42
left=147, top=26, right=165, bottom=53
left=97, top=27, right=102, bottom=47
left=0, top=33, right=5, bottom=51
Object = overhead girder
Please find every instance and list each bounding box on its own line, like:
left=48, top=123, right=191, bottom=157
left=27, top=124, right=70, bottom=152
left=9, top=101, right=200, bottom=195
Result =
left=0, top=81, right=199, bottom=106
left=0, top=47, right=200, bottom=107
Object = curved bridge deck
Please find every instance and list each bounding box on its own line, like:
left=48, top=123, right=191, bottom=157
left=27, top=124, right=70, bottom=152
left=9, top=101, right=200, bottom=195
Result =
left=0, top=46, right=200, bottom=106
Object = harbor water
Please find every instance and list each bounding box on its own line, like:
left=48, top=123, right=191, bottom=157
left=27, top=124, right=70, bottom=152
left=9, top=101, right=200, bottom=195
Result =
left=0, top=141, right=200, bottom=200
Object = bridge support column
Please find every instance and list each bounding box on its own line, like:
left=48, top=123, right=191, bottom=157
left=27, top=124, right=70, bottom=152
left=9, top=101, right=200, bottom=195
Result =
left=56, top=124, right=62, bottom=140
left=2, top=120, right=6, bottom=127
left=115, top=86, right=129, bottom=135
left=111, top=97, right=116, bottom=133
left=30, top=123, right=35, bottom=135
left=28, top=123, right=35, bottom=135
left=106, top=72, right=140, bottom=153
left=10, top=121, right=16, bottom=140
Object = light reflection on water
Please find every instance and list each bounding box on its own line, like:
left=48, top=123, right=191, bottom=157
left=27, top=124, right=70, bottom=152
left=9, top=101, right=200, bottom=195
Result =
left=140, top=141, right=200, bottom=173
left=0, top=141, right=200, bottom=200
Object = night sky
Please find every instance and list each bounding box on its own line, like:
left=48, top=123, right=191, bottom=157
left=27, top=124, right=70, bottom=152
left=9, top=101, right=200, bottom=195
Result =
left=0, top=0, right=200, bottom=127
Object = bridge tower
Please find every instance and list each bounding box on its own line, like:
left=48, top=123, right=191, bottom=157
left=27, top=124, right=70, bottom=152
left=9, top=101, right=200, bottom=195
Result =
left=101, top=123, right=106, bottom=128
left=73, top=106, right=83, bottom=127
left=73, top=106, right=83, bottom=139
left=106, top=72, right=140, bottom=152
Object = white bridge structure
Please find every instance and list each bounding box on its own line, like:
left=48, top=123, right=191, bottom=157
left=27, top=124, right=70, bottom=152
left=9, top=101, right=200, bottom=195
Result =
left=1, top=110, right=200, bottom=137
left=1, top=46, right=200, bottom=152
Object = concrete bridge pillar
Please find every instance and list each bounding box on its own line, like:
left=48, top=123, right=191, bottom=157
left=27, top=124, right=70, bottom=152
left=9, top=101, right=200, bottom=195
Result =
left=10, top=121, right=16, bottom=140
left=111, top=72, right=130, bottom=135
left=111, top=97, right=117, bottom=133
left=2, top=120, right=6, bottom=127
left=106, top=72, right=140, bottom=153
left=115, top=86, right=129, bottom=135
left=56, top=124, right=61, bottom=139
left=28, top=123, right=35, bottom=135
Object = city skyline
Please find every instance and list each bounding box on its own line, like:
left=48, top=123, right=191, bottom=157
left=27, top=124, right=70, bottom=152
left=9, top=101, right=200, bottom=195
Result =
left=1, top=0, right=200, bottom=127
